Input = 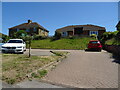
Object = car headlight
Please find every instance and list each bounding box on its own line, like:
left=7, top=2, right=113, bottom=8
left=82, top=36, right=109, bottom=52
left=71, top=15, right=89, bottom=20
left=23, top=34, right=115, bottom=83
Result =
left=17, top=46, right=22, bottom=48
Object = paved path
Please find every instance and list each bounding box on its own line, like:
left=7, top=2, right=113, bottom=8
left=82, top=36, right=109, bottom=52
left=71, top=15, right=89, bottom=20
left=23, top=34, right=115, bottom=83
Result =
left=14, top=80, right=64, bottom=88
left=42, top=50, right=118, bottom=88
left=24, top=49, right=53, bottom=56
left=2, top=80, right=64, bottom=88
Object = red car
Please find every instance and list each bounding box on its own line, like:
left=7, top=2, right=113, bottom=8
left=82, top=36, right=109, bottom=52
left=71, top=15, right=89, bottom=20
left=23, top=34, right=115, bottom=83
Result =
left=87, top=40, right=102, bottom=51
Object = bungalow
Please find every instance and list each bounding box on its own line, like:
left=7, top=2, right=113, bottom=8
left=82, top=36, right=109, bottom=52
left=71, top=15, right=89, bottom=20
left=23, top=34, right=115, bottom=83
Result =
left=56, top=24, right=106, bottom=37
left=9, top=20, right=49, bottom=37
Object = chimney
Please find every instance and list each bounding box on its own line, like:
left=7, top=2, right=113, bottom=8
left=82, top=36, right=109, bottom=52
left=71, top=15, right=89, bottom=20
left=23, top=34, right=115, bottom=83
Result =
left=28, top=20, right=32, bottom=23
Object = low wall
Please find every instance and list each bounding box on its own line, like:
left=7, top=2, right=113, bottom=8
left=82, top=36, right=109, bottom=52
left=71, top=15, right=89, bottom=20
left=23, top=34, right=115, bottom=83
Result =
left=103, top=45, right=120, bottom=57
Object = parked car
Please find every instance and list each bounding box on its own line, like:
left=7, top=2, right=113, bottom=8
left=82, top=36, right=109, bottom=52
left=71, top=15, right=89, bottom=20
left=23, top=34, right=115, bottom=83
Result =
left=1, top=39, right=26, bottom=54
left=87, top=40, right=102, bottom=52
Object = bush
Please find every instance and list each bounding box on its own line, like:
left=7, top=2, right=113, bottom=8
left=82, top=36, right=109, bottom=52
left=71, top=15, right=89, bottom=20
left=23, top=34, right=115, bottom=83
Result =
left=90, top=34, right=97, bottom=38
left=33, top=35, right=48, bottom=40
left=6, top=78, right=16, bottom=84
left=38, top=70, right=47, bottom=77
left=51, top=31, right=61, bottom=41
left=2, top=35, right=10, bottom=43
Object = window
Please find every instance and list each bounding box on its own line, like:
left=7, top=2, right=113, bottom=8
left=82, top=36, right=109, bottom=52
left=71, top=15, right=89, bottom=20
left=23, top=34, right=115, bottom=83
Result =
left=90, top=41, right=99, bottom=44
left=7, top=40, right=23, bottom=43
left=90, top=31, right=98, bottom=36
left=62, top=32, right=67, bottom=36
left=34, top=27, right=37, bottom=32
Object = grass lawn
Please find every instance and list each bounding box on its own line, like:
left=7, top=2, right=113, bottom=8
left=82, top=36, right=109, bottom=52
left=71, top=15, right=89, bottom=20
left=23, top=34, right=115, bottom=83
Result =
left=2, top=51, right=68, bottom=84
left=31, top=37, right=96, bottom=49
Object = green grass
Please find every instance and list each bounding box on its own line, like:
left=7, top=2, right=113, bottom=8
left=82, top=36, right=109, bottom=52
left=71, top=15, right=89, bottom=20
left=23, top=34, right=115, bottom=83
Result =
left=31, top=37, right=96, bottom=50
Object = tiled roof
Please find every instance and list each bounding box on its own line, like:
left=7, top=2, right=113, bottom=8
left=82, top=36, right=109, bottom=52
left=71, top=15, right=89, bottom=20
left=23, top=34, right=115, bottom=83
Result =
left=56, top=24, right=106, bottom=32
left=9, top=22, right=49, bottom=32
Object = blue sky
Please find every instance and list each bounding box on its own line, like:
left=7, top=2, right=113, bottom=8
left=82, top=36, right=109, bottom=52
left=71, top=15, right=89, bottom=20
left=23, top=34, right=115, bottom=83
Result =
left=2, top=2, right=118, bottom=36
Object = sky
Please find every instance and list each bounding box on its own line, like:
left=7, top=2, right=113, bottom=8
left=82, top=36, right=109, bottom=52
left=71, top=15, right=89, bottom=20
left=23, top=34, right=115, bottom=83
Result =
left=2, top=2, right=118, bottom=36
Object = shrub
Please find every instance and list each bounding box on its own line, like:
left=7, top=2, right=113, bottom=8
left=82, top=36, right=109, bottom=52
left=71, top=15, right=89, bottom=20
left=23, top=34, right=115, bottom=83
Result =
left=51, top=31, right=61, bottom=41
left=31, top=73, right=39, bottom=78
left=38, top=70, right=47, bottom=77
left=2, top=35, right=10, bottom=43
left=33, top=35, right=48, bottom=40
left=90, top=34, right=97, bottom=38
left=6, top=78, right=16, bottom=84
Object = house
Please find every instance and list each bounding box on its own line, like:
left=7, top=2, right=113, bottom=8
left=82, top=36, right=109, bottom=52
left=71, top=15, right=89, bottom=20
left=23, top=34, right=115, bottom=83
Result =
left=56, top=24, right=106, bottom=37
left=9, top=20, right=49, bottom=37
left=116, top=21, right=120, bottom=31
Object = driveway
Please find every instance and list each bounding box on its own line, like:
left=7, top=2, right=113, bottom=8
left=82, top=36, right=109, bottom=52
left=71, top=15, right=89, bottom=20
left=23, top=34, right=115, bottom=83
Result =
left=42, top=50, right=118, bottom=88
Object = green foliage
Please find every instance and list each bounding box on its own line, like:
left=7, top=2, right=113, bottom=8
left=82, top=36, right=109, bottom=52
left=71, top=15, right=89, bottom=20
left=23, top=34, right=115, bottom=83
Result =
left=101, top=31, right=120, bottom=45
left=115, top=31, right=120, bottom=42
left=12, top=30, right=27, bottom=39
left=51, top=31, right=61, bottom=41
left=6, top=78, right=16, bottom=84
left=101, top=31, right=118, bottom=45
left=90, top=34, right=97, bottom=38
left=32, top=34, right=48, bottom=40
left=38, top=70, right=47, bottom=77
left=31, top=73, right=39, bottom=78
left=2, top=35, right=10, bottom=43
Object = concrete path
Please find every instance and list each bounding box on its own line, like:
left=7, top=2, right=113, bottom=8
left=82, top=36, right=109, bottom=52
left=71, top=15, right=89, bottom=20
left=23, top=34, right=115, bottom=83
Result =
left=14, top=80, right=64, bottom=88
left=42, top=50, right=118, bottom=88
left=2, top=80, right=64, bottom=88
left=24, top=49, right=53, bottom=56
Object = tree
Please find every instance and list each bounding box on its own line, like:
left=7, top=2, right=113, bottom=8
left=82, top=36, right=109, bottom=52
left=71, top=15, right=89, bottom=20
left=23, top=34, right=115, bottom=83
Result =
left=52, top=31, right=61, bottom=41
left=12, top=30, right=27, bottom=39
left=101, top=32, right=114, bottom=44
left=115, top=31, right=120, bottom=44
left=2, top=35, right=10, bottom=43
left=22, top=35, right=33, bottom=57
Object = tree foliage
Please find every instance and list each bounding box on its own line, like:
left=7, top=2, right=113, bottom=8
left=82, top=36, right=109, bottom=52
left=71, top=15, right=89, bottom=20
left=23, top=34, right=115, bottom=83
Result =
left=101, top=31, right=119, bottom=45
left=12, top=30, right=27, bottom=39
left=2, top=35, right=10, bottom=43
left=51, top=31, right=61, bottom=41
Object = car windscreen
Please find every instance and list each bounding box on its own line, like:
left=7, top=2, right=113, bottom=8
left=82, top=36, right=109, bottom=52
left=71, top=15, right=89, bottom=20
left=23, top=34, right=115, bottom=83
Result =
left=7, top=40, right=23, bottom=43
left=90, top=41, right=99, bottom=44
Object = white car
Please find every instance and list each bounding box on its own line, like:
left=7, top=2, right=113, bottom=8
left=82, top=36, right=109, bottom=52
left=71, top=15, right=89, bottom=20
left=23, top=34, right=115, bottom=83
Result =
left=1, top=39, right=26, bottom=54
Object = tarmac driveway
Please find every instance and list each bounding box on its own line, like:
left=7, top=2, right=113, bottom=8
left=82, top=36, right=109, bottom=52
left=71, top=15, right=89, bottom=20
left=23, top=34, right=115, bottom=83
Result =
left=42, top=50, right=118, bottom=88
